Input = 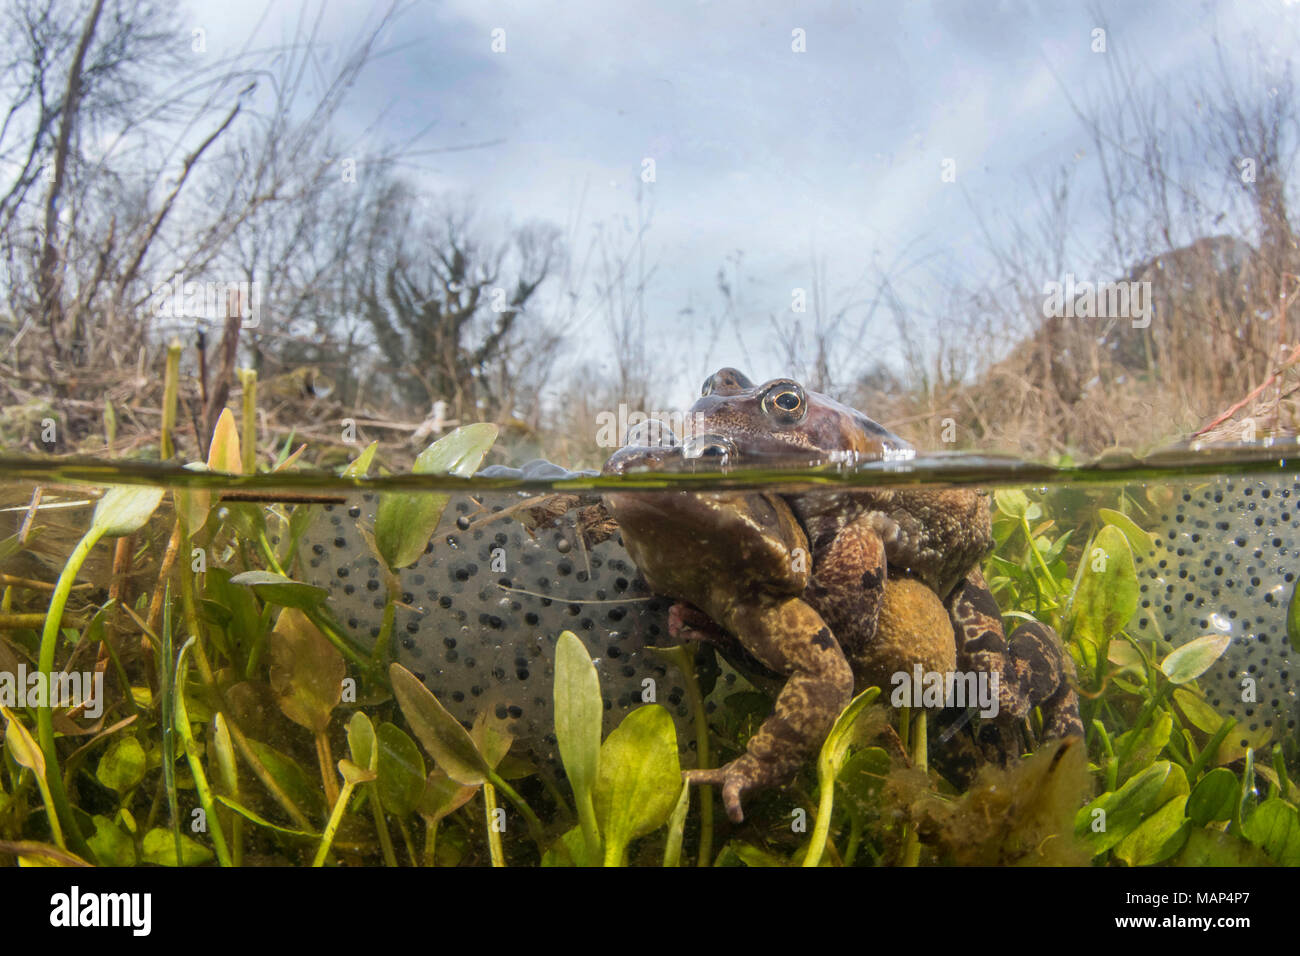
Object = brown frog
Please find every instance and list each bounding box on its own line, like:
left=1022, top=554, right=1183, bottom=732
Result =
left=681, top=370, right=1081, bottom=796
left=600, top=439, right=853, bottom=823
left=602, top=371, right=1081, bottom=821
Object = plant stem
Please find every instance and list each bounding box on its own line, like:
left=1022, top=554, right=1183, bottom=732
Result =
left=315, top=731, right=340, bottom=809
left=367, top=788, right=399, bottom=867
left=36, top=525, right=104, bottom=859
left=901, top=711, right=927, bottom=867
left=486, top=770, right=545, bottom=849
left=313, top=779, right=359, bottom=867
left=483, top=782, right=505, bottom=867
left=175, top=638, right=232, bottom=866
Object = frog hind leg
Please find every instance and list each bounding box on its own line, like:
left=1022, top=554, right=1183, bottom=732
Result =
left=685, top=597, right=853, bottom=823
left=946, top=569, right=1082, bottom=764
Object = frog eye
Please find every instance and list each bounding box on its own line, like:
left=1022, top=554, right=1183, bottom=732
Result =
left=625, top=419, right=678, bottom=448
left=682, top=434, right=736, bottom=462
left=701, top=367, right=754, bottom=396
left=760, top=381, right=807, bottom=423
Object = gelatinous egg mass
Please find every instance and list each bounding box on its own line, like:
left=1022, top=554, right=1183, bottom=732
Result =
left=1132, top=475, right=1298, bottom=743
left=289, top=492, right=706, bottom=762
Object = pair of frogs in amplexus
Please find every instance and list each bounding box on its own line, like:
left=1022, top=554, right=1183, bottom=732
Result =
left=532, top=368, right=1082, bottom=823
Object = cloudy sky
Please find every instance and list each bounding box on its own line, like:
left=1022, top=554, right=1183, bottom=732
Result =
left=200, top=0, right=1299, bottom=399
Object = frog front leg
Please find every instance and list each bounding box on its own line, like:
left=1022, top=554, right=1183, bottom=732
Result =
left=801, top=514, right=888, bottom=677
left=684, top=596, right=853, bottom=823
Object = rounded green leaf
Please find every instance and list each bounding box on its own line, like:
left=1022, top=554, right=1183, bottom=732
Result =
left=594, top=705, right=681, bottom=866
left=1172, top=688, right=1224, bottom=734
left=375, top=423, right=498, bottom=570
left=1160, top=634, right=1232, bottom=684
left=1076, top=760, right=1173, bottom=856
left=376, top=722, right=426, bottom=817
left=554, top=631, right=602, bottom=804
left=390, top=663, right=490, bottom=786
left=268, top=608, right=345, bottom=733
left=994, top=489, right=1030, bottom=518
left=95, top=737, right=147, bottom=793
left=1242, top=798, right=1300, bottom=865
left=1187, top=768, right=1239, bottom=825
left=1113, top=795, right=1191, bottom=866
left=92, top=485, right=166, bottom=537
left=87, top=815, right=136, bottom=866
left=1098, top=508, right=1155, bottom=555
left=348, top=712, right=377, bottom=772
left=2, top=706, right=45, bottom=776
left=1070, top=525, right=1138, bottom=644
left=142, top=828, right=214, bottom=866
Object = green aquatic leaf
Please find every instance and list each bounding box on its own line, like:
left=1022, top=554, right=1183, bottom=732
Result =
left=211, top=713, right=238, bottom=798
left=1076, top=760, right=1175, bottom=856
left=206, top=408, right=242, bottom=474
left=347, top=712, right=377, bottom=772
left=593, top=705, right=681, bottom=867
left=142, top=827, right=214, bottom=866
left=374, top=423, right=498, bottom=570
left=554, top=630, right=602, bottom=857
left=1241, top=798, right=1300, bottom=865
left=1069, top=524, right=1138, bottom=645
left=376, top=722, right=426, bottom=818
left=268, top=608, right=345, bottom=734
left=215, top=795, right=316, bottom=839
left=86, top=815, right=136, bottom=866
left=1172, top=688, right=1224, bottom=734
left=1187, top=768, right=1240, bottom=825
left=229, top=570, right=328, bottom=610
left=1098, top=508, right=1155, bottom=555
left=1113, top=795, right=1190, bottom=866
left=1160, top=634, right=1232, bottom=684
left=994, top=489, right=1030, bottom=518
left=92, top=486, right=166, bottom=538
left=1119, top=711, right=1173, bottom=781
left=246, top=739, right=326, bottom=818
left=3, top=706, right=45, bottom=777
left=94, top=737, right=147, bottom=794
left=1173, top=827, right=1273, bottom=866
left=341, top=441, right=379, bottom=478
left=417, top=769, right=476, bottom=825
left=390, top=663, right=490, bottom=786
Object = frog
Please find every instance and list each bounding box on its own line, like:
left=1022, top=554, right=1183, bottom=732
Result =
left=600, top=439, right=854, bottom=822
left=668, top=369, right=1082, bottom=810
left=509, top=373, right=1081, bottom=821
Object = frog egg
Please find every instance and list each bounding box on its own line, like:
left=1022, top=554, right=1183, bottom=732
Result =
left=296, top=492, right=680, bottom=755
left=1131, top=475, right=1299, bottom=743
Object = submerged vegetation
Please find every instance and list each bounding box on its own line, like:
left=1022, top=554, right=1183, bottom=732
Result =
left=0, top=407, right=1296, bottom=868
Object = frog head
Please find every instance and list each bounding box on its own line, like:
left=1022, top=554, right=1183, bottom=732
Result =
left=688, top=369, right=915, bottom=465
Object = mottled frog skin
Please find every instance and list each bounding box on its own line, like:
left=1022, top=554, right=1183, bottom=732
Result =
left=602, top=443, right=853, bottom=822
left=675, top=369, right=1083, bottom=812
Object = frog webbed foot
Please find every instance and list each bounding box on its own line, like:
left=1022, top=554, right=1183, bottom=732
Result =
left=685, top=753, right=801, bottom=824
left=687, top=599, right=854, bottom=823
